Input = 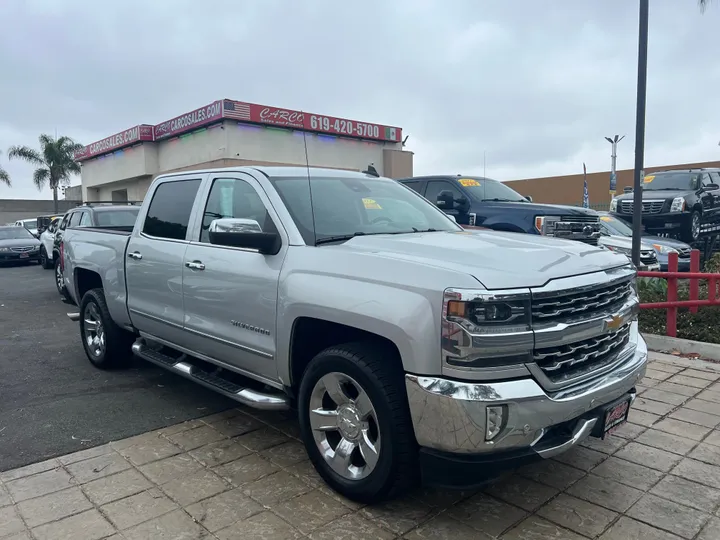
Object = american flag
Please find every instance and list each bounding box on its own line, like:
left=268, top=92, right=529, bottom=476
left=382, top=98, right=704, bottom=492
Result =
left=223, top=100, right=251, bottom=120
left=582, top=162, right=590, bottom=208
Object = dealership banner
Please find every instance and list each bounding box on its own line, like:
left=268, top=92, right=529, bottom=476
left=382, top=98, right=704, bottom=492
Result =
left=74, top=125, right=154, bottom=161
left=223, top=100, right=403, bottom=143
left=153, top=100, right=224, bottom=140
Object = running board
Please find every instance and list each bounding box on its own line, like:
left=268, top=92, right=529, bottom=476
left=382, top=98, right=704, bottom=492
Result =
left=131, top=340, right=289, bottom=411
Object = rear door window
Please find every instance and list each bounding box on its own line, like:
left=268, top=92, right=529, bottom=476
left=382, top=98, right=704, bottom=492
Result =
left=142, top=179, right=202, bottom=241
left=78, top=211, right=91, bottom=227
left=68, top=212, right=82, bottom=227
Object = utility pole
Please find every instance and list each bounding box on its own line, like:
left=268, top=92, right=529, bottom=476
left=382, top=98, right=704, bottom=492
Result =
left=631, top=0, right=649, bottom=267
left=605, top=134, right=625, bottom=201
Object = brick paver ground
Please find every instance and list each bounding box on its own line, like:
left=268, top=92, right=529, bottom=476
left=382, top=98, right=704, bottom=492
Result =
left=2, top=351, right=720, bottom=539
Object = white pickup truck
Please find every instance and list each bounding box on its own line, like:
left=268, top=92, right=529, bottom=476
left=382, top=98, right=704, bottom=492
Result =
left=61, top=166, right=647, bottom=502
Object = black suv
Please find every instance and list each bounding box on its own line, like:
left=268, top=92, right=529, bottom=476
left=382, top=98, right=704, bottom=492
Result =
left=611, top=168, right=720, bottom=242
left=397, top=175, right=601, bottom=245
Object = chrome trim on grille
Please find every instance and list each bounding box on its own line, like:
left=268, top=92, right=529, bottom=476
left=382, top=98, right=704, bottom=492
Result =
left=10, top=246, right=35, bottom=253
left=619, top=199, right=665, bottom=214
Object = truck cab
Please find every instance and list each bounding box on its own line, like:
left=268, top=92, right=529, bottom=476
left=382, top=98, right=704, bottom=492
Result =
left=398, top=175, right=601, bottom=246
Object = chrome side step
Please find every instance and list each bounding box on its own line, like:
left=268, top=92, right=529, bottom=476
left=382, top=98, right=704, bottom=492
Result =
left=131, top=339, right=289, bottom=411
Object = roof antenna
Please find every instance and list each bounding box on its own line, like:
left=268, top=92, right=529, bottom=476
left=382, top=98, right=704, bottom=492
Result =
left=300, top=113, right=317, bottom=246
left=362, top=163, right=379, bottom=177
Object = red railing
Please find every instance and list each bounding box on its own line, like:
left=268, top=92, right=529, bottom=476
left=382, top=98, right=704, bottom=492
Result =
left=637, top=250, right=720, bottom=337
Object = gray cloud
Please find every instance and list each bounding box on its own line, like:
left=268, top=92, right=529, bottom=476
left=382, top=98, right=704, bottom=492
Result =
left=0, top=0, right=717, bottom=199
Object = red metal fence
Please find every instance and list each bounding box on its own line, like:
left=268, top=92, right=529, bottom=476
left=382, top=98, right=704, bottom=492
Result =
left=637, top=250, right=720, bottom=337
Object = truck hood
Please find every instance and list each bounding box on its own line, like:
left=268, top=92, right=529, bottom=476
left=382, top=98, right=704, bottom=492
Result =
left=327, top=230, right=629, bottom=289
left=642, top=235, right=690, bottom=251
left=476, top=200, right=598, bottom=217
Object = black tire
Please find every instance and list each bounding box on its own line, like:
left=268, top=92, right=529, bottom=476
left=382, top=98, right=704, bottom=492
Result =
left=40, top=246, right=52, bottom=269
left=682, top=210, right=701, bottom=243
left=54, top=257, right=73, bottom=303
left=79, top=288, right=134, bottom=369
left=298, top=341, right=418, bottom=503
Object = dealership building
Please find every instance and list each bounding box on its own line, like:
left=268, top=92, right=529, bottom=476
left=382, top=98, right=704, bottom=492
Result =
left=75, top=99, right=412, bottom=202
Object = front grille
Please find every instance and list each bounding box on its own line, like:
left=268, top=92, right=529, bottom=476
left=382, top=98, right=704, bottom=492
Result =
left=550, top=216, right=601, bottom=246
left=531, top=277, right=633, bottom=324
left=678, top=248, right=691, bottom=259
left=619, top=200, right=664, bottom=214
left=10, top=246, right=34, bottom=253
left=640, top=251, right=657, bottom=265
left=533, top=323, right=632, bottom=384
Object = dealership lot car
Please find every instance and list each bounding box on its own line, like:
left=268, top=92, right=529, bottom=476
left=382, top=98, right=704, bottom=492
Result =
left=0, top=225, right=41, bottom=265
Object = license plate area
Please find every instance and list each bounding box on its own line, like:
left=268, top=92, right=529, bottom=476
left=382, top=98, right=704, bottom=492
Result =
left=598, top=395, right=632, bottom=439
left=19, top=253, right=29, bottom=258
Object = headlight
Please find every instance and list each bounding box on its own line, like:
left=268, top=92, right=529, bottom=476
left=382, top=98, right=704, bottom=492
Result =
left=652, top=243, right=678, bottom=255
left=610, top=198, right=618, bottom=212
left=0, top=247, right=9, bottom=252
left=535, top=216, right=559, bottom=235
left=605, top=244, right=631, bottom=256
left=445, top=291, right=531, bottom=334
left=670, top=197, right=685, bottom=213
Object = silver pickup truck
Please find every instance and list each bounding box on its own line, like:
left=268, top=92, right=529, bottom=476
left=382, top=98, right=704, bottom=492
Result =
left=61, top=166, right=647, bottom=502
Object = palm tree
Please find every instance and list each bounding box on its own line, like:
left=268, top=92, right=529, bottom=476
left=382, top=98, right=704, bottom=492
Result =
left=699, top=0, right=713, bottom=12
left=0, top=151, right=10, bottom=187
left=8, top=134, right=83, bottom=213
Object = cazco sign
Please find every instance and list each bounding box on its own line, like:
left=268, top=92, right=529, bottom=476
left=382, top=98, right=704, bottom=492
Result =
left=74, top=125, right=153, bottom=161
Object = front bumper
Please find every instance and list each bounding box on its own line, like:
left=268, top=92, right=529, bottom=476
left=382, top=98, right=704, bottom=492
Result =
left=405, top=330, right=647, bottom=486
left=0, top=251, right=40, bottom=262
left=614, top=211, right=689, bottom=233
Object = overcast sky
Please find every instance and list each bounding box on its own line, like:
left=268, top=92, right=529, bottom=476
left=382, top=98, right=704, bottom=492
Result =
left=0, top=0, right=717, bottom=199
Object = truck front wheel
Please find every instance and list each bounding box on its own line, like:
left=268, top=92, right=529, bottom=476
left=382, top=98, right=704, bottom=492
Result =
left=298, top=342, right=418, bottom=503
left=79, top=288, right=134, bottom=370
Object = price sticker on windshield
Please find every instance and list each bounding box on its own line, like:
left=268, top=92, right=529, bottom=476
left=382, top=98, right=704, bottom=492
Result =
left=643, top=175, right=655, bottom=183
left=362, top=198, right=382, bottom=210
left=458, top=178, right=481, bottom=187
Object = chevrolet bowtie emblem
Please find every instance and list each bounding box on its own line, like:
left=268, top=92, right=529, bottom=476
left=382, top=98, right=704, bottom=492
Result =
left=606, top=314, right=624, bottom=330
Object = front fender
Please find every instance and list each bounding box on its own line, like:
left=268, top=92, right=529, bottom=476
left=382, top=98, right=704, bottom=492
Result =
left=276, top=273, right=441, bottom=384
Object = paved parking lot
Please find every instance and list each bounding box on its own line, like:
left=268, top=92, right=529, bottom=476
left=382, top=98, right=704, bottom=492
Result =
left=4, top=265, right=720, bottom=539
left=0, top=263, right=233, bottom=471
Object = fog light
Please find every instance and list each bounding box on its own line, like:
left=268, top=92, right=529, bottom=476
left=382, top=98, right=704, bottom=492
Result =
left=486, top=405, right=506, bottom=441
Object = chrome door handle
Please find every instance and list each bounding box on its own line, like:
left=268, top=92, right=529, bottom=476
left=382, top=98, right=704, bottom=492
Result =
left=128, top=251, right=142, bottom=260
left=185, top=261, right=205, bottom=270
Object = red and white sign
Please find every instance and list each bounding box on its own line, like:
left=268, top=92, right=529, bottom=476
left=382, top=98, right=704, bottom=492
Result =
left=222, top=100, right=402, bottom=143
left=153, top=100, right=224, bottom=140
left=74, top=125, right=153, bottom=161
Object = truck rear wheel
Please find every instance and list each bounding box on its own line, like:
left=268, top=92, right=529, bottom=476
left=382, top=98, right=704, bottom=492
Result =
left=297, top=342, right=418, bottom=503
left=79, top=288, right=134, bottom=370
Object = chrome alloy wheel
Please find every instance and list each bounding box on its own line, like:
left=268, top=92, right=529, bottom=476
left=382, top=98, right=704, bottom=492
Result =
left=308, top=372, right=381, bottom=481
left=692, top=212, right=701, bottom=239
left=55, top=262, right=63, bottom=291
left=83, top=302, right=105, bottom=357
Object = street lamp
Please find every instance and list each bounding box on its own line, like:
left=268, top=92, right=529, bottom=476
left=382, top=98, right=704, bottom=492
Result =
left=605, top=134, right=625, bottom=200
left=631, top=0, right=649, bottom=267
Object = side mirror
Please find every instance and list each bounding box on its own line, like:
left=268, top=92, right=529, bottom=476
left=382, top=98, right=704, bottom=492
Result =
left=436, top=190, right=455, bottom=210
left=706, top=183, right=720, bottom=191
left=208, top=218, right=281, bottom=255
left=525, top=195, right=533, bottom=203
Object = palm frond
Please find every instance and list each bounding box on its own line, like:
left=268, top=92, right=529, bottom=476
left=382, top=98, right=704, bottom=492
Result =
left=33, top=168, right=50, bottom=190
left=0, top=167, right=10, bottom=187
left=699, top=0, right=713, bottom=13
left=7, top=145, right=44, bottom=166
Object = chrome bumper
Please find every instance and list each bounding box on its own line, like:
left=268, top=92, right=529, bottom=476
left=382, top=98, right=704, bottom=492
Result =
left=405, top=331, right=647, bottom=455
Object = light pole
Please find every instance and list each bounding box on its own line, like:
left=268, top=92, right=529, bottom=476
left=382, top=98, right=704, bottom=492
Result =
left=605, top=135, right=625, bottom=201
left=631, top=0, right=649, bottom=267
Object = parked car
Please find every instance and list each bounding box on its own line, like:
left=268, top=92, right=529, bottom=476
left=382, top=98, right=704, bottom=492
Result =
left=53, top=204, right=140, bottom=302
left=0, top=225, right=41, bottom=265
left=39, top=216, right=62, bottom=269
left=62, top=166, right=647, bottom=502
left=598, top=212, right=692, bottom=271
left=36, top=214, right=63, bottom=236
left=610, top=168, right=720, bottom=242
left=397, top=174, right=602, bottom=246
left=598, top=234, right=659, bottom=271
left=14, top=218, right=39, bottom=237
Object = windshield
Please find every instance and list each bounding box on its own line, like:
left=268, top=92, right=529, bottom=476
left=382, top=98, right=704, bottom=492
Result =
left=270, top=176, right=462, bottom=244
left=20, top=219, right=37, bottom=229
left=599, top=214, right=633, bottom=237
left=643, top=172, right=699, bottom=191
left=94, top=208, right=140, bottom=227
left=0, top=227, right=35, bottom=240
left=455, top=177, right=528, bottom=202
